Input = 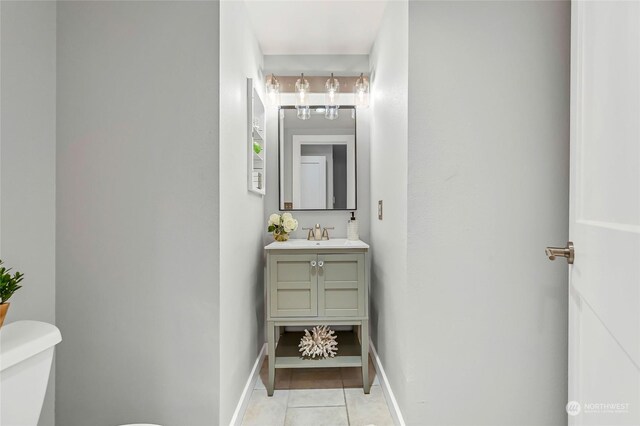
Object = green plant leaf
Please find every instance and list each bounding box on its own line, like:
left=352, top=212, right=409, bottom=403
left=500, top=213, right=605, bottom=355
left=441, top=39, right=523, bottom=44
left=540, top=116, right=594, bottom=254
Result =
left=0, top=259, right=24, bottom=304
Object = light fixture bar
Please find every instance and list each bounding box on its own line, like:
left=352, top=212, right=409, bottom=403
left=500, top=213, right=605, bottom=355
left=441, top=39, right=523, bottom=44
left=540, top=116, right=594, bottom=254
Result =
left=264, top=75, right=369, bottom=93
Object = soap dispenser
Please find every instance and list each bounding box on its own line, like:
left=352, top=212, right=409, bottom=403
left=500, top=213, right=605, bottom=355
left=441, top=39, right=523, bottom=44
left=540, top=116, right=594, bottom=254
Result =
left=347, top=212, right=359, bottom=241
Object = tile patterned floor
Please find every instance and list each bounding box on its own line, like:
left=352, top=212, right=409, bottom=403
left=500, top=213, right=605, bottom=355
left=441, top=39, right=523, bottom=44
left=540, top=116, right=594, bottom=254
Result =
left=242, top=356, right=394, bottom=426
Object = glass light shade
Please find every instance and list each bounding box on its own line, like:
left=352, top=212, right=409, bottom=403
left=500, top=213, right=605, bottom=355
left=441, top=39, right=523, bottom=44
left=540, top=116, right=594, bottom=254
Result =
left=325, top=105, right=339, bottom=120
left=266, top=75, right=280, bottom=107
left=353, top=74, right=370, bottom=109
left=295, top=73, right=310, bottom=108
left=297, top=106, right=311, bottom=120
left=325, top=73, right=340, bottom=106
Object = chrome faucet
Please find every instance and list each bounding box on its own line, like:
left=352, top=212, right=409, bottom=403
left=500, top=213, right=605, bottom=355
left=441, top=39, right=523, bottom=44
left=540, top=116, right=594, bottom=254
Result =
left=302, top=224, right=334, bottom=241
left=312, top=224, right=322, bottom=240
left=321, top=227, right=334, bottom=240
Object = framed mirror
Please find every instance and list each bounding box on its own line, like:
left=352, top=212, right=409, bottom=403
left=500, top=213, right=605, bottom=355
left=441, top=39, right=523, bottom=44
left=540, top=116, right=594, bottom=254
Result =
left=278, top=106, right=357, bottom=211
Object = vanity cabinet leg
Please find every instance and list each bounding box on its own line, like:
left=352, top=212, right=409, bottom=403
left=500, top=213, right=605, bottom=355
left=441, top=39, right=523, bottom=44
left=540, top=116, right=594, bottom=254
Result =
left=361, top=321, right=370, bottom=394
left=267, top=321, right=275, bottom=396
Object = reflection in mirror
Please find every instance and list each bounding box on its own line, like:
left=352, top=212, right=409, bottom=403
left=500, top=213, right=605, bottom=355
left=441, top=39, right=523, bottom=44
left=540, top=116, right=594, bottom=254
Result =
left=279, top=106, right=356, bottom=211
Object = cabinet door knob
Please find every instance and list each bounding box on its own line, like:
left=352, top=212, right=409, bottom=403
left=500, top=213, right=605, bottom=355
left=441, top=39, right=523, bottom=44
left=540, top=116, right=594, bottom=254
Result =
left=318, top=260, right=324, bottom=268
left=310, top=260, right=317, bottom=268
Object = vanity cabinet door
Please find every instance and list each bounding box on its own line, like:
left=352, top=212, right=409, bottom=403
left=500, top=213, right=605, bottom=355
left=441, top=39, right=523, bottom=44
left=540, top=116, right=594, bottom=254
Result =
left=269, top=254, right=318, bottom=317
left=317, top=254, right=365, bottom=317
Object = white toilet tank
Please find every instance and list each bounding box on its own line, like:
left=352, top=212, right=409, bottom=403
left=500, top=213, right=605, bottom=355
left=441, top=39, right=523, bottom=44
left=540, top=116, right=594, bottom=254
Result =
left=0, top=321, right=62, bottom=426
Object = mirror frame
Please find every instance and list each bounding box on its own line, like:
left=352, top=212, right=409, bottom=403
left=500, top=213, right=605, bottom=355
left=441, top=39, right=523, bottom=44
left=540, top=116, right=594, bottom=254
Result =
left=278, top=105, right=358, bottom=211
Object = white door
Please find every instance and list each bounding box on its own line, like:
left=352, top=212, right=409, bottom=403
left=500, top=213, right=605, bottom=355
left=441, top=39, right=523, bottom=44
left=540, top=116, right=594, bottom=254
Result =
left=292, top=135, right=356, bottom=209
left=298, top=156, right=326, bottom=209
left=565, top=1, right=640, bottom=424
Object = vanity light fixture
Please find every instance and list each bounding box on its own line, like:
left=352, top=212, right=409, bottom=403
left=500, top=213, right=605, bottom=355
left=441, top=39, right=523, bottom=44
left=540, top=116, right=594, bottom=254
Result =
left=353, top=73, right=369, bottom=109
left=325, top=73, right=340, bottom=120
left=295, top=73, right=310, bottom=120
left=325, top=73, right=340, bottom=106
left=297, top=106, right=311, bottom=120
left=325, top=106, right=339, bottom=120
left=295, top=73, right=310, bottom=108
left=265, top=74, right=280, bottom=107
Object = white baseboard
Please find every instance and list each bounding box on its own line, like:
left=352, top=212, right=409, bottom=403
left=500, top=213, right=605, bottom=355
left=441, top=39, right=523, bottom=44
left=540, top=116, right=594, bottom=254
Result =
left=370, top=341, right=406, bottom=426
left=229, top=343, right=267, bottom=426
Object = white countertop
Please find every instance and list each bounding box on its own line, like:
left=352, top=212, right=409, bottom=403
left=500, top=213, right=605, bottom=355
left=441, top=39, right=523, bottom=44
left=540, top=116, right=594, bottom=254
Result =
left=265, top=238, right=369, bottom=250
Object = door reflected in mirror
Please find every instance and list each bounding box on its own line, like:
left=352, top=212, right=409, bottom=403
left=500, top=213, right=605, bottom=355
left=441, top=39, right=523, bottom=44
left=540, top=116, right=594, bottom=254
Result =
left=279, top=106, right=357, bottom=211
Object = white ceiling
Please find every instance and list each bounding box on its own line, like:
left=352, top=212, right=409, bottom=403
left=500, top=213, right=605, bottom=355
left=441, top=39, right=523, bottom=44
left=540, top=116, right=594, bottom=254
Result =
left=245, top=1, right=388, bottom=55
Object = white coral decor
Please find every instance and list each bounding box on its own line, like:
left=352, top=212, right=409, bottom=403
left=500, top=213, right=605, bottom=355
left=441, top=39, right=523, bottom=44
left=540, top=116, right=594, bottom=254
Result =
left=298, top=325, right=338, bottom=359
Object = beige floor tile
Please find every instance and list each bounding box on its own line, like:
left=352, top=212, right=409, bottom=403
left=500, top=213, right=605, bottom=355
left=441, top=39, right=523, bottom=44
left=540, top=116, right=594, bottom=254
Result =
left=345, top=386, right=394, bottom=426
left=255, top=357, right=292, bottom=390
left=341, top=356, right=379, bottom=388
left=287, top=389, right=345, bottom=407
left=241, top=389, right=289, bottom=426
left=284, top=406, right=349, bottom=426
left=244, top=355, right=390, bottom=426
left=289, top=367, right=343, bottom=389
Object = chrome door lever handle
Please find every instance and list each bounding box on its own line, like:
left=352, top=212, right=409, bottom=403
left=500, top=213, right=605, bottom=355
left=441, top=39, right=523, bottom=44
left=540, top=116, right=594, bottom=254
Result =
left=545, top=241, right=574, bottom=264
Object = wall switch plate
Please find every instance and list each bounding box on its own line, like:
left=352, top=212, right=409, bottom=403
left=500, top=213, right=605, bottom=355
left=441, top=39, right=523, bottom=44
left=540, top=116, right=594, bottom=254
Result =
left=378, top=200, right=383, bottom=220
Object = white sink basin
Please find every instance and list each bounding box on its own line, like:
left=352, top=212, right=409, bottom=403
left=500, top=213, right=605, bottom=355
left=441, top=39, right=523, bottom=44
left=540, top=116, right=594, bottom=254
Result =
left=265, top=238, right=369, bottom=250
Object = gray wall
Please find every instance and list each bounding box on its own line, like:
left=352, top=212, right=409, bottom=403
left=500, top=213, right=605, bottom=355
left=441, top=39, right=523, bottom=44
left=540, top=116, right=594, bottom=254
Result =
left=218, top=1, right=266, bottom=423
left=368, top=0, right=410, bottom=418
left=405, top=1, right=570, bottom=424
left=56, top=2, right=220, bottom=425
left=0, top=2, right=57, bottom=425
left=370, top=1, right=570, bottom=423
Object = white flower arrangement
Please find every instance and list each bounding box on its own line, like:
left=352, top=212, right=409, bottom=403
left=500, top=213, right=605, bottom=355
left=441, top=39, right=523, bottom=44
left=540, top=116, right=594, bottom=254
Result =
left=268, top=212, right=298, bottom=241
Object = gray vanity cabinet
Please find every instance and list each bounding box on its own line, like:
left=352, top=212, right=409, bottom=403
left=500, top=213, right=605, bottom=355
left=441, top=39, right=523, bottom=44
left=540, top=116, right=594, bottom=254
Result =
left=269, top=253, right=365, bottom=318
left=269, top=254, right=318, bottom=317
left=264, top=242, right=370, bottom=397
left=317, top=254, right=365, bottom=317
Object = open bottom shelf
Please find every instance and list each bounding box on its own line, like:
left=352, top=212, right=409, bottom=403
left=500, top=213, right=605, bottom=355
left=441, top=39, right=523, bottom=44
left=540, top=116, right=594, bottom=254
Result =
left=274, top=330, right=363, bottom=369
